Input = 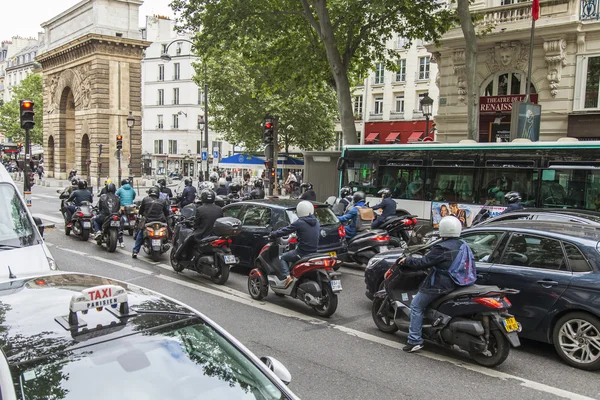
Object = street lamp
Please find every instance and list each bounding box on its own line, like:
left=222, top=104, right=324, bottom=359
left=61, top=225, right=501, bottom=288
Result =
left=420, top=92, right=434, bottom=139
left=126, top=111, right=135, bottom=183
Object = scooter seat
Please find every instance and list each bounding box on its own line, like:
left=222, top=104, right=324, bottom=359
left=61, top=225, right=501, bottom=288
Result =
left=292, top=253, right=332, bottom=267
left=430, top=284, right=502, bottom=309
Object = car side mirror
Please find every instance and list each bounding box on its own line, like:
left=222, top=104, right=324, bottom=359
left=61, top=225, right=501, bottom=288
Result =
left=260, top=356, right=291, bottom=385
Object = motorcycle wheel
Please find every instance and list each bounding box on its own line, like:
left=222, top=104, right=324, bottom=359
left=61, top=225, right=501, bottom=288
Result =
left=371, top=296, right=399, bottom=333
left=81, top=228, right=90, bottom=242
left=170, top=248, right=185, bottom=272
left=210, top=257, right=230, bottom=285
left=469, top=328, right=510, bottom=368
left=248, top=272, right=268, bottom=300
left=151, top=250, right=160, bottom=262
left=312, top=284, right=338, bottom=318
left=128, top=228, right=134, bottom=236
left=107, top=229, right=118, bottom=253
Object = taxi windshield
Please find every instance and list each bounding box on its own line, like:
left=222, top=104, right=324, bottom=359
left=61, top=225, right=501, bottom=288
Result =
left=0, top=183, right=37, bottom=249
left=14, top=318, right=287, bottom=400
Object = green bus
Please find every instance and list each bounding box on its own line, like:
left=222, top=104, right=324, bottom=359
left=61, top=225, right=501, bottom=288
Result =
left=338, top=139, right=600, bottom=227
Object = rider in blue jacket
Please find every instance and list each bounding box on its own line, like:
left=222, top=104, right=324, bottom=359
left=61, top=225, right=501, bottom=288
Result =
left=116, top=179, right=136, bottom=206
left=501, top=191, right=524, bottom=214
left=338, top=191, right=367, bottom=239
left=371, top=188, right=396, bottom=228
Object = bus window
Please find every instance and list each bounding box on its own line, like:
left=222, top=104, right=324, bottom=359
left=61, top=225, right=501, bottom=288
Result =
left=545, top=169, right=600, bottom=210
left=482, top=169, right=537, bottom=206
left=429, top=168, right=475, bottom=203
left=344, top=160, right=378, bottom=195
left=377, top=166, right=424, bottom=199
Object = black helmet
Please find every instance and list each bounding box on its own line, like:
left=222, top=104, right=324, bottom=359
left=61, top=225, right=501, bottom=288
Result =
left=378, top=188, right=392, bottom=198
left=184, top=178, right=192, bottom=186
left=254, top=179, right=264, bottom=188
left=352, top=191, right=365, bottom=203
left=77, top=180, right=86, bottom=189
left=200, top=189, right=215, bottom=204
left=158, top=178, right=166, bottom=187
left=71, top=178, right=79, bottom=186
left=226, top=175, right=232, bottom=182
left=505, top=191, right=521, bottom=204
left=229, top=183, right=241, bottom=193
left=340, top=186, right=352, bottom=198
left=121, top=179, right=129, bottom=186
left=82, top=180, right=88, bottom=189
left=148, top=186, right=160, bottom=197
left=106, top=183, right=116, bottom=194
left=301, top=182, right=313, bottom=190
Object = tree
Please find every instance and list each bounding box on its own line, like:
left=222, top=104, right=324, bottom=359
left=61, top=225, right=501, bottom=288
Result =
left=0, top=73, right=44, bottom=145
left=172, top=0, right=454, bottom=145
left=457, top=0, right=478, bottom=141
left=194, top=50, right=337, bottom=152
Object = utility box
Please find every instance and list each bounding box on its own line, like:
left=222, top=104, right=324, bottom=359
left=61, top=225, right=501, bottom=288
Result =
left=302, top=151, right=341, bottom=203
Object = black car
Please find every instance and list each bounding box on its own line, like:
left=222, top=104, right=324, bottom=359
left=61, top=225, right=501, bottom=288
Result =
left=222, top=199, right=347, bottom=267
left=478, top=208, right=600, bottom=227
left=0, top=272, right=298, bottom=399
left=365, top=221, right=600, bottom=370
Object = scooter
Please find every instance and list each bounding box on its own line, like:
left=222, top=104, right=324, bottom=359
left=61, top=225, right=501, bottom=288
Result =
left=337, top=229, right=390, bottom=268
left=372, top=263, right=521, bottom=368
left=170, top=206, right=241, bottom=285
left=248, top=237, right=342, bottom=317
left=63, top=201, right=93, bottom=241
left=377, top=215, right=418, bottom=249
left=142, top=221, right=170, bottom=262
left=95, top=212, right=121, bottom=253
left=121, top=205, right=138, bottom=236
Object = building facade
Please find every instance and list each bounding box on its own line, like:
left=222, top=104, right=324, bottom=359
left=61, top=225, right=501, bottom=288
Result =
left=335, top=37, right=439, bottom=148
left=140, top=16, right=234, bottom=178
left=0, top=36, right=40, bottom=104
left=430, top=0, right=600, bottom=142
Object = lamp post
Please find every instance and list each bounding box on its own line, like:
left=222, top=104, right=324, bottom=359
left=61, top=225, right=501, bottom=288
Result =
left=126, top=111, right=135, bottom=184
left=198, top=115, right=205, bottom=180
left=161, top=38, right=209, bottom=181
left=420, top=92, right=434, bottom=140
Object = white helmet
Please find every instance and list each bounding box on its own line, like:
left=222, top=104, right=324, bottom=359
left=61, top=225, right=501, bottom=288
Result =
left=438, top=216, right=461, bottom=238
left=218, top=178, right=226, bottom=186
left=209, top=172, right=219, bottom=182
left=296, top=200, right=314, bottom=218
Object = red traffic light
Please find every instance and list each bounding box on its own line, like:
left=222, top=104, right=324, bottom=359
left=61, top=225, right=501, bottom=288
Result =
left=116, top=135, right=123, bottom=140
left=22, top=101, right=32, bottom=109
left=264, top=122, right=272, bottom=129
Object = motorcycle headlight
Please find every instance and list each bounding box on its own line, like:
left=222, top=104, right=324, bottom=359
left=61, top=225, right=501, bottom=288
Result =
left=47, top=257, right=58, bottom=271
left=366, top=256, right=384, bottom=270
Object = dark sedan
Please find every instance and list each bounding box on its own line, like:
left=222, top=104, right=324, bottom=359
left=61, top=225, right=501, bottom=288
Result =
left=222, top=199, right=347, bottom=267
left=365, top=221, right=600, bottom=370
left=478, top=208, right=600, bottom=227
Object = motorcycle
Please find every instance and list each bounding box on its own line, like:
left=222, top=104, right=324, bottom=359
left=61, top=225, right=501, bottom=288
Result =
left=120, top=205, right=138, bottom=236
left=62, top=201, right=93, bottom=241
left=337, top=229, right=390, bottom=268
left=170, top=205, right=241, bottom=285
left=372, top=263, right=521, bottom=367
left=377, top=215, right=418, bottom=249
left=95, top=212, right=121, bottom=253
left=248, top=236, right=342, bottom=317
left=142, top=221, right=170, bottom=262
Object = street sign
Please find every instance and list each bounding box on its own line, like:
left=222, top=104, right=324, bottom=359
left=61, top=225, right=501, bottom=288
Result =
left=213, top=150, right=219, bottom=159
left=201, top=151, right=207, bottom=161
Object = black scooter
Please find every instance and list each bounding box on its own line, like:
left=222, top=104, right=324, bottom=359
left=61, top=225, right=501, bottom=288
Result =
left=338, top=229, right=390, bottom=268
left=372, top=263, right=521, bottom=367
left=377, top=215, right=419, bottom=248
left=63, top=201, right=93, bottom=241
left=95, top=212, right=121, bottom=253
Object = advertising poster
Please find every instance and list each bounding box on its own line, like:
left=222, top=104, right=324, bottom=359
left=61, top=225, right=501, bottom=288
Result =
left=510, top=102, right=541, bottom=141
left=431, top=202, right=507, bottom=228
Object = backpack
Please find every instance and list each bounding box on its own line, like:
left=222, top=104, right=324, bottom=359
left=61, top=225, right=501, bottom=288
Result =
left=448, top=240, right=477, bottom=286
left=355, top=206, right=374, bottom=231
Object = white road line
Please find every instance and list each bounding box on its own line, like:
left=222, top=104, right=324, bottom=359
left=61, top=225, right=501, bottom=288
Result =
left=32, top=213, right=65, bottom=224
left=33, top=194, right=56, bottom=199
left=46, top=241, right=594, bottom=400
left=31, top=196, right=41, bottom=200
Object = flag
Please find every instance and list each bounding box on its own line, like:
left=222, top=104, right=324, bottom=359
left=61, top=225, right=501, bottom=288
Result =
left=532, top=0, right=540, bottom=20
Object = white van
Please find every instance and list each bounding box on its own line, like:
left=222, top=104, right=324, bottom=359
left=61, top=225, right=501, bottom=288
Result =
left=0, top=164, right=57, bottom=276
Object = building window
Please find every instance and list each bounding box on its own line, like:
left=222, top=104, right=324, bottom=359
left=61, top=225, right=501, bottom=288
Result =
left=158, top=64, right=164, bottom=81
left=374, top=62, right=385, bottom=84
left=584, top=56, right=600, bottom=108
left=198, top=88, right=204, bottom=105
left=482, top=72, right=536, bottom=97
left=174, top=63, right=180, bottom=80
left=397, top=35, right=407, bottom=49
left=374, top=96, right=384, bottom=115
left=173, top=88, right=179, bottom=105
left=396, top=59, right=406, bottom=82
left=157, top=89, right=164, bottom=105
left=395, top=95, right=405, bottom=112
left=418, top=56, right=430, bottom=80
left=168, top=140, right=178, bottom=154
left=176, top=42, right=182, bottom=55
left=418, top=92, right=426, bottom=111
left=161, top=44, right=167, bottom=54
left=334, top=132, right=343, bottom=151
left=157, top=115, right=164, bottom=129
left=172, top=114, right=179, bottom=129
left=354, top=95, right=363, bottom=115
left=154, top=140, right=163, bottom=154
left=197, top=140, right=202, bottom=154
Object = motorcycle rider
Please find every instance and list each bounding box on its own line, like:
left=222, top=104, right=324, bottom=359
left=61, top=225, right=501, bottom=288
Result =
left=59, top=178, right=80, bottom=215
left=246, top=179, right=265, bottom=200
left=501, top=191, right=524, bottom=214
left=158, top=178, right=173, bottom=199
left=116, top=179, right=136, bottom=206
left=371, top=188, right=396, bottom=228
left=216, top=178, right=228, bottom=196
left=270, top=200, right=320, bottom=288
left=193, top=189, right=224, bottom=240
left=339, top=186, right=353, bottom=210
left=93, top=182, right=123, bottom=246
left=99, top=179, right=113, bottom=196
left=209, top=172, right=219, bottom=186
left=178, top=178, right=197, bottom=207
left=398, top=216, right=465, bottom=353
left=225, top=175, right=233, bottom=193
left=299, top=182, right=316, bottom=201
left=337, top=191, right=367, bottom=239
left=68, top=169, right=77, bottom=180
left=65, top=180, right=93, bottom=223
left=132, top=186, right=170, bottom=258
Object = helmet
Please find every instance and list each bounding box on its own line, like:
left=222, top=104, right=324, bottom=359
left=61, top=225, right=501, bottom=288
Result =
left=226, top=175, right=232, bottom=182
left=200, top=189, right=215, bottom=204
left=254, top=179, right=263, bottom=188
left=218, top=178, right=226, bottom=186
left=158, top=178, right=166, bottom=187
left=439, top=216, right=462, bottom=238
left=199, top=181, right=214, bottom=191
left=148, top=186, right=160, bottom=197
left=352, top=191, right=365, bottom=203
left=301, top=182, right=313, bottom=190
left=77, top=180, right=86, bottom=189
left=340, top=186, right=352, bottom=198
left=296, top=200, right=314, bottom=218
left=505, top=191, right=522, bottom=204
left=106, top=183, right=116, bottom=194
left=184, top=178, right=192, bottom=186
left=378, top=188, right=392, bottom=198
left=229, top=183, right=241, bottom=193
left=71, top=178, right=79, bottom=186
left=81, top=180, right=88, bottom=189
left=209, top=172, right=219, bottom=182
left=121, top=179, right=129, bottom=186
left=105, top=179, right=112, bottom=185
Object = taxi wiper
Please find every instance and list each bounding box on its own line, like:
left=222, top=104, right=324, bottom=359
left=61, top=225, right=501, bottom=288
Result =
left=0, top=244, right=21, bottom=250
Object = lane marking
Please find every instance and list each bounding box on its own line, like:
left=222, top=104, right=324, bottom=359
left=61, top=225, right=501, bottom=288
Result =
left=33, top=213, right=65, bottom=224
left=46, top=241, right=594, bottom=400
left=32, top=194, right=56, bottom=199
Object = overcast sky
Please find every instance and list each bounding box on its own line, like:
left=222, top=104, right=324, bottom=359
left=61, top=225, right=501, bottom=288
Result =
left=0, top=0, right=174, bottom=42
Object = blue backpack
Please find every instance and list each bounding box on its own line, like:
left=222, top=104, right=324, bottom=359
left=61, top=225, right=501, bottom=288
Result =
left=448, top=240, right=477, bottom=286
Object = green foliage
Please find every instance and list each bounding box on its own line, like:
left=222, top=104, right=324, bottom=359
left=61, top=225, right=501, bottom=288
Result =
left=0, top=73, right=44, bottom=145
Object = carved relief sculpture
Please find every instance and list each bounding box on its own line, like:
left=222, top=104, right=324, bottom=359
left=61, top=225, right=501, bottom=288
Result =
left=47, top=75, right=60, bottom=114
left=452, top=50, right=467, bottom=103
left=543, top=38, right=567, bottom=97
left=430, top=51, right=442, bottom=89
left=486, top=41, right=529, bottom=73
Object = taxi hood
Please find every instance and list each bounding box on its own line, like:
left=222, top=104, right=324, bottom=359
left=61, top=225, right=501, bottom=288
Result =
left=0, top=244, right=56, bottom=279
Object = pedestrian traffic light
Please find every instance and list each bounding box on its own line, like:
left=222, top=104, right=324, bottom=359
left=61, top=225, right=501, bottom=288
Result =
left=116, top=135, right=123, bottom=150
left=262, top=115, right=274, bottom=144
left=19, top=100, right=35, bottom=130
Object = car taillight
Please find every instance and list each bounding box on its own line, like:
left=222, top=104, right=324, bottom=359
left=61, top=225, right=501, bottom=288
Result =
left=76, top=211, right=84, bottom=217
left=210, top=238, right=230, bottom=247
left=384, top=268, right=392, bottom=280
left=338, top=225, right=346, bottom=238
left=473, top=297, right=504, bottom=309
left=112, top=215, right=120, bottom=221
left=375, top=235, right=389, bottom=241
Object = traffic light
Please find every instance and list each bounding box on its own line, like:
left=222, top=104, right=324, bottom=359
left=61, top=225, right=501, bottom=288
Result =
left=19, top=100, right=35, bottom=130
left=17, top=142, right=23, bottom=152
left=262, top=115, right=274, bottom=144
left=116, top=135, right=123, bottom=150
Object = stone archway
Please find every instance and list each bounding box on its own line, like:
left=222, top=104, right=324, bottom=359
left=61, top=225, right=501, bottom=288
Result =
left=81, top=134, right=90, bottom=179
left=59, top=87, right=76, bottom=174
left=47, top=136, right=55, bottom=177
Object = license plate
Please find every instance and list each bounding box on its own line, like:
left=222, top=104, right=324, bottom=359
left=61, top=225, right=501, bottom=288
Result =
left=330, top=280, right=342, bottom=291
left=328, top=251, right=337, bottom=257
left=82, top=221, right=91, bottom=228
left=503, top=317, right=519, bottom=333
left=379, top=246, right=388, bottom=252
left=152, top=239, right=162, bottom=246
left=224, top=254, right=237, bottom=264
left=110, top=221, right=120, bottom=227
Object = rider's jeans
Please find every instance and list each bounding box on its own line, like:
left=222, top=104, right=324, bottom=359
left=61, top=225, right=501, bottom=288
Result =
left=407, top=291, right=441, bottom=345
left=132, top=231, right=144, bottom=254
left=280, top=250, right=300, bottom=277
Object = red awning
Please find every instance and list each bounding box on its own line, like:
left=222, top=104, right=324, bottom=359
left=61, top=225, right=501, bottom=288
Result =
left=365, top=132, right=380, bottom=143
left=386, top=132, right=401, bottom=143
left=408, top=131, right=423, bottom=142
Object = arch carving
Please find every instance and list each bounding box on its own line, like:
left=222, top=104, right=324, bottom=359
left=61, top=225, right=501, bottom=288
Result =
left=46, top=66, right=92, bottom=114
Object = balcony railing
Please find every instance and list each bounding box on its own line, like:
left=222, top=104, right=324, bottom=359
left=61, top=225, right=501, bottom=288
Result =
left=477, top=2, right=532, bottom=25
left=390, top=111, right=405, bottom=120
left=582, top=0, right=600, bottom=20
